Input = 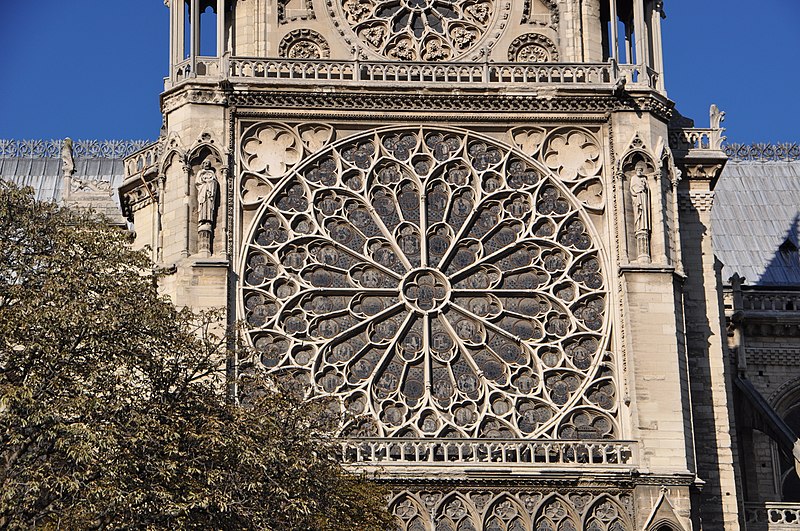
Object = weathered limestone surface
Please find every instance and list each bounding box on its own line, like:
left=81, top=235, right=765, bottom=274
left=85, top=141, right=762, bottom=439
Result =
left=113, top=1, right=779, bottom=529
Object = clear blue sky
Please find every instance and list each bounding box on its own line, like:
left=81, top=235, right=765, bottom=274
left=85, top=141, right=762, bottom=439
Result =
left=0, top=0, right=797, bottom=143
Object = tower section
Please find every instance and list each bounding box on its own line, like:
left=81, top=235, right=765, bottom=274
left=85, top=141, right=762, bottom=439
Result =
left=119, top=1, right=740, bottom=528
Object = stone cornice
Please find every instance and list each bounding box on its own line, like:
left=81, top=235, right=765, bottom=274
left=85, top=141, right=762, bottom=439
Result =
left=160, top=81, right=673, bottom=122
left=365, top=472, right=695, bottom=489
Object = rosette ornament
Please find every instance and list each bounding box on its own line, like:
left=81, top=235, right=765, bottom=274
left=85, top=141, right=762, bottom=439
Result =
left=241, top=126, right=617, bottom=440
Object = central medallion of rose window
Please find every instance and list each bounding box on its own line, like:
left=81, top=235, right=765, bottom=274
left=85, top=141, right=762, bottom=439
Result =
left=338, top=0, right=498, bottom=61
left=400, top=269, right=450, bottom=312
left=241, top=127, right=617, bottom=440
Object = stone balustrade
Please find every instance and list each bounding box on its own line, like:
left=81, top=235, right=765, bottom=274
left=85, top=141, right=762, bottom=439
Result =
left=168, top=57, right=663, bottom=90
left=668, top=128, right=725, bottom=152
left=617, top=63, right=660, bottom=89
left=742, top=291, right=800, bottom=312
left=125, top=141, right=162, bottom=177
left=745, top=503, right=800, bottom=530
left=340, top=438, right=636, bottom=469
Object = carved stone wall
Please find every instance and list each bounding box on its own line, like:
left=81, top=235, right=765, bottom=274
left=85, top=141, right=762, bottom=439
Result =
left=387, top=488, right=634, bottom=531
left=122, top=0, right=732, bottom=525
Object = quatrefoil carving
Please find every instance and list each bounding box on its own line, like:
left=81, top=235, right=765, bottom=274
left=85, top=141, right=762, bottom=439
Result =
left=242, top=125, right=303, bottom=178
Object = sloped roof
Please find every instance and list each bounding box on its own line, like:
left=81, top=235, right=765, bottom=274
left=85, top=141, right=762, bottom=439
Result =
left=712, top=160, right=800, bottom=286
left=0, top=140, right=148, bottom=224
left=0, top=157, right=126, bottom=205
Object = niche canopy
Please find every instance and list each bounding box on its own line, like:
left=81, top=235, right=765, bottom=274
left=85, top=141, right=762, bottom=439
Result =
left=240, top=126, right=616, bottom=440
left=337, top=0, right=501, bottom=61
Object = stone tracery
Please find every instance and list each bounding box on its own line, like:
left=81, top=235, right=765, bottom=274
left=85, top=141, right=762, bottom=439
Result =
left=241, top=126, right=617, bottom=440
left=337, top=0, right=500, bottom=61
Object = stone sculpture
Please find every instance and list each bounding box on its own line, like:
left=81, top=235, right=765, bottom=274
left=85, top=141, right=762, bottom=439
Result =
left=630, top=161, right=651, bottom=262
left=196, top=161, right=218, bottom=255
left=61, top=138, right=75, bottom=177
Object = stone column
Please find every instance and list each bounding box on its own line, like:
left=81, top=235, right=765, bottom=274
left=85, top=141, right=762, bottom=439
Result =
left=677, top=158, right=743, bottom=530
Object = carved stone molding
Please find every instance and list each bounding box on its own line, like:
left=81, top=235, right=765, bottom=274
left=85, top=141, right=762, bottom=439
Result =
left=226, top=91, right=672, bottom=121
left=508, top=33, right=559, bottom=62
left=677, top=191, right=714, bottom=212
left=278, top=0, right=316, bottom=24
left=387, top=488, right=634, bottom=531
left=521, top=0, right=559, bottom=27
left=746, top=348, right=800, bottom=366
left=161, top=86, right=228, bottom=114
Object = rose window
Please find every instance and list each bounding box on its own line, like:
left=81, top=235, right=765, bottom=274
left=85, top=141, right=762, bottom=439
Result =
left=338, top=0, right=498, bottom=61
left=241, top=126, right=617, bottom=439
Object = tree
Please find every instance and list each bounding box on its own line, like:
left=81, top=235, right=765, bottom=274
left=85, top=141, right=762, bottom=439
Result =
left=0, top=182, right=394, bottom=530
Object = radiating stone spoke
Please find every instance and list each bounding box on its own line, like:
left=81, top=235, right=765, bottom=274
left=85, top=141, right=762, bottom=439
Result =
left=242, top=127, right=614, bottom=439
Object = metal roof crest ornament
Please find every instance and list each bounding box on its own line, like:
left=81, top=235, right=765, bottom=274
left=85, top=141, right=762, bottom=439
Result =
left=0, top=139, right=151, bottom=159
left=724, top=143, right=800, bottom=162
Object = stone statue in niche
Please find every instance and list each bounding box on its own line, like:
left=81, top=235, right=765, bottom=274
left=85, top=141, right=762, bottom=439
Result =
left=196, top=161, right=219, bottom=256
left=630, top=161, right=651, bottom=263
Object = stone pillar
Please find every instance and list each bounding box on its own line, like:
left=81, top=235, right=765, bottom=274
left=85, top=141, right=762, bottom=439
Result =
left=190, top=0, right=199, bottom=72
left=677, top=158, right=743, bottom=530
left=216, top=0, right=225, bottom=57
left=609, top=0, right=619, bottom=61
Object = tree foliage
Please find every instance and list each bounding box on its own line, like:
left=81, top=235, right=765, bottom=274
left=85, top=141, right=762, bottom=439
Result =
left=0, top=182, right=394, bottom=530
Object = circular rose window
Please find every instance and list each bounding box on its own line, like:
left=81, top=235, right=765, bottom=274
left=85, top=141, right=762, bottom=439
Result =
left=241, top=126, right=617, bottom=439
left=337, top=0, right=499, bottom=61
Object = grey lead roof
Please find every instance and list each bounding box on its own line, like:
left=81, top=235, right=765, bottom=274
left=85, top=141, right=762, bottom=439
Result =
left=0, top=157, right=126, bottom=205
left=712, top=160, right=800, bottom=286
left=0, top=139, right=147, bottom=207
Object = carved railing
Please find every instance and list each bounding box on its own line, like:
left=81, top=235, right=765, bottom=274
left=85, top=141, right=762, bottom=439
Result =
left=171, top=57, right=664, bottom=89
left=229, top=58, right=356, bottom=81
left=668, top=128, right=725, bottom=152
left=745, top=502, right=800, bottom=529
left=741, top=291, right=800, bottom=312
left=340, top=438, right=636, bottom=468
left=173, top=57, right=223, bottom=83
left=0, top=139, right=151, bottom=159
left=726, top=143, right=800, bottom=162
left=617, top=63, right=660, bottom=90
left=124, top=141, right=162, bottom=177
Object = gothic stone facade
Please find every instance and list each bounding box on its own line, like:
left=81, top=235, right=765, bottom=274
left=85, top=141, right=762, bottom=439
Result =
left=118, top=1, right=751, bottom=529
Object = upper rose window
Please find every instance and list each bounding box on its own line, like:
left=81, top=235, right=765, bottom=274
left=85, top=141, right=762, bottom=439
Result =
left=338, top=0, right=498, bottom=61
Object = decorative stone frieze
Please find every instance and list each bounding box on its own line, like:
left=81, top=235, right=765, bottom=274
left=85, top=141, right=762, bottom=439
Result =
left=225, top=91, right=672, bottom=122
left=387, top=489, right=634, bottom=531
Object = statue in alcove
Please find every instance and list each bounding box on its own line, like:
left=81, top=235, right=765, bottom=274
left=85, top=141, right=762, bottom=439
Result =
left=196, top=160, right=219, bottom=256
left=630, top=161, right=651, bottom=263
